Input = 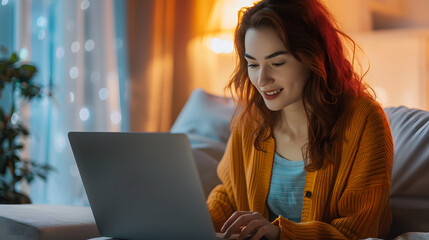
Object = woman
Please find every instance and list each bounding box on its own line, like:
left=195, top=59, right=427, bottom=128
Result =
left=206, top=0, right=393, bottom=239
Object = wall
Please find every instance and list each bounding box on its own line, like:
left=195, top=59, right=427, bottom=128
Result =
left=323, top=0, right=429, bottom=110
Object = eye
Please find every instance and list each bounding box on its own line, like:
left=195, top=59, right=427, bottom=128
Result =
left=272, top=62, right=285, bottom=67
left=248, top=64, right=259, bottom=68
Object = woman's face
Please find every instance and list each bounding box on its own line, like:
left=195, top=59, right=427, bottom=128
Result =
left=244, top=27, right=310, bottom=112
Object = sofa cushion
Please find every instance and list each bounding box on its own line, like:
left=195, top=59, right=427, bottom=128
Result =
left=0, top=204, right=99, bottom=240
left=170, top=88, right=235, bottom=197
left=384, top=106, right=429, bottom=238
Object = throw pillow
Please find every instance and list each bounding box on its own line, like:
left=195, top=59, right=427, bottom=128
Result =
left=170, top=88, right=235, bottom=197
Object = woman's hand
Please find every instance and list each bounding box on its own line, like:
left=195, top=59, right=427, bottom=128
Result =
left=221, top=211, right=280, bottom=240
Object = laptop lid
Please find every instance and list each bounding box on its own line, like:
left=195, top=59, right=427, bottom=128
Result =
left=68, top=132, right=217, bottom=240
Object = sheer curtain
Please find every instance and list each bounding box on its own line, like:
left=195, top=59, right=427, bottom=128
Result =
left=127, top=0, right=219, bottom=132
left=0, top=0, right=129, bottom=205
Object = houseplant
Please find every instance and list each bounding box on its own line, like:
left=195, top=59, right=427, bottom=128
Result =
left=0, top=47, right=53, bottom=203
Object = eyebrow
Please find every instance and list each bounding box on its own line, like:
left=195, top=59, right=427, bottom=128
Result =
left=244, top=51, right=288, bottom=60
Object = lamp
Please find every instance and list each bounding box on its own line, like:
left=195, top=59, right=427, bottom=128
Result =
left=205, top=0, right=258, bottom=54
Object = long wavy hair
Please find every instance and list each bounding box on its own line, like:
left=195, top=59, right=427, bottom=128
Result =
left=227, top=0, right=373, bottom=171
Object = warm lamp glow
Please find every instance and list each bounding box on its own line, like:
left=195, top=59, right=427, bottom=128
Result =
left=218, top=0, right=258, bottom=30
left=206, top=0, right=258, bottom=54
left=188, top=0, right=260, bottom=95
left=208, top=37, right=234, bottom=54
left=207, top=0, right=258, bottom=32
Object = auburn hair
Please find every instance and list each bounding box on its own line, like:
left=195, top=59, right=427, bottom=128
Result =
left=226, top=0, right=373, bottom=171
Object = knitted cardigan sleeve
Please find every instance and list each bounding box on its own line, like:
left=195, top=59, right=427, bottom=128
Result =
left=206, top=125, right=244, bottom=231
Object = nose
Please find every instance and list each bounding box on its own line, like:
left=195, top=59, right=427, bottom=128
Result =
left=257, top=66, right=273, bottom=87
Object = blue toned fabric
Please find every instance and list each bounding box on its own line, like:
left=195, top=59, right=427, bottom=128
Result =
left=267, top=152, right=306, bottom=223
left=1, top=0, right=129, bottom=205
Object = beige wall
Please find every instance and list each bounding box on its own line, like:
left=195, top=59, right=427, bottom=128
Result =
left=371, top=0, right=429, bottom=29
left=322, top=0, right=429, bottom=110
left=323, top=0, right=429, bottom=31
left=321, top=0, right=372, bottom=32
left=353, top=29, right=429, bottom=110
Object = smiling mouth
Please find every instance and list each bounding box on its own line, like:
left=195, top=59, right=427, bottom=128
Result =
left=264, top=89, right=283, bottom=95
left=262, top=88, right=284, bottom=100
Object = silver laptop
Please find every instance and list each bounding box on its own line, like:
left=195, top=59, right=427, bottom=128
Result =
left=68, top=132, right=226, bottom=240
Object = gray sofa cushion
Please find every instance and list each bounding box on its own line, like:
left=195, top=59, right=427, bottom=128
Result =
left=384, top=106, right=429, bottom=238
left=0, top=204, right=99, bottom=240
left=170, top=88, right=235, bottom=197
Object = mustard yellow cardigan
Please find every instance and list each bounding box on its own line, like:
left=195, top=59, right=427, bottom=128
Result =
left=207, top=96, right=393, bottom=240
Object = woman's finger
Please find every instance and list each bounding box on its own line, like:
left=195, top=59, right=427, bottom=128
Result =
left=249, top=226, right=269, bottom=240
left=238, top=219, right=266, bottom=240
left=221, top=211, right=253, bottom=232
left=223, top=212, right=261, bottom=238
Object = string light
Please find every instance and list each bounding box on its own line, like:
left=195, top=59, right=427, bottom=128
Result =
left=69, top=66, right=79, bottom=79
left=36, top=16, right=47, bottom=28
left=54, top=134, right=66, bottom=153
left=111, top=111, right=121, bottom=124
left=98, top=88, right=109, bottom=101
left=71, top=41, right=80, bottom=53
left=80, top=0, right=90, bottom=10
left=85, top=39, right=95, bottom=51
left=79, top=107, right=90, bottom=121
left=69, top=92, right=75, bottom=103
left=56, top=47, right=65, bottom=59
left=19, top=48, right=28, bottom=60
left=11, top=113, right=19, bottom=125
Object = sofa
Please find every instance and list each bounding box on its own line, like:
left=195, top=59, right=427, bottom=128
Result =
left=0, top=88, right=428, bottom=240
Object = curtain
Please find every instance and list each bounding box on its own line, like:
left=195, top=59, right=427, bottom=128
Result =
left=127, top=0, right=220, bottom=132
left=0, top=0, right=129, bottom=205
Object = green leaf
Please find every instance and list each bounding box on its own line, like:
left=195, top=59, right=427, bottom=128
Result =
left=13, top=145, right=24, bottom=150
left=26, top=175, right=34, bottom=183
left=1, top=181, right=8, bottom=189
left=36, top=173, right=47, bottom=181
left=10, top=104, right=15, bottom=117
left=14, top=175, right=23, bottom=183
left=0, top=108, right=4, bottom=121
left=20, top=64, right=37, bottom=74
left=18, top=82, right=42, bottom=100
left=19, top=65, right=38, bottom=83
left=11, top=154, right=20, bottom=161
left=0, top=156, right=6, bottom=174
left=10, top=68, right=20, bottom=79
left=41, top=165, right=55, bottom=172
left=17, top=124, right=29, bottom=135
left=9, top=53, right=19, bottom=64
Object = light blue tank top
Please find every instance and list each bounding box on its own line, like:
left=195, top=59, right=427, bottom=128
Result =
left=267, top=152, right=306, bottom=222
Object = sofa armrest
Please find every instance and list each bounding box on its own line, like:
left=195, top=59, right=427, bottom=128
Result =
left=0, top=204, right=100, bottom=240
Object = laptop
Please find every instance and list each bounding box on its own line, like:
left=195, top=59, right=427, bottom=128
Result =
left=68, top=132, right=232, bottom=240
